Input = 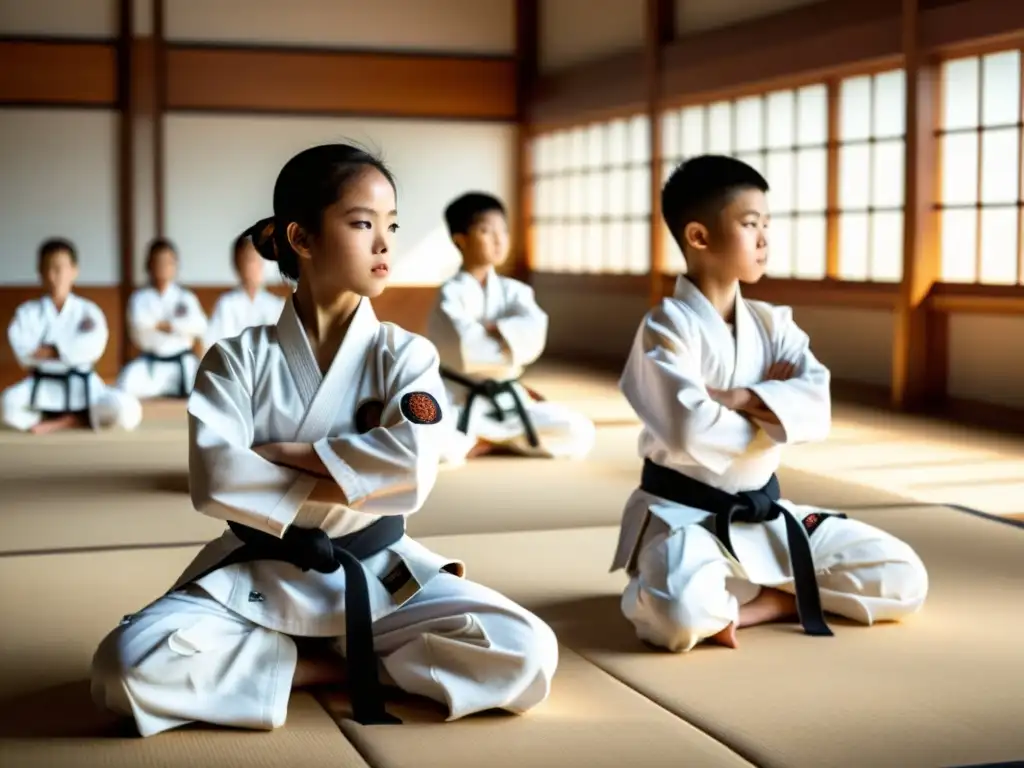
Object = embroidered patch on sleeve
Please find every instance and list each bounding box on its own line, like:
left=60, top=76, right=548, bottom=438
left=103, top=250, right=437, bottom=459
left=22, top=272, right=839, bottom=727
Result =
left=802, top=511, right=846, bottom=536
left=400, top=392, right=442, bottom=425
left=78, top=316, right=95, bottom=332
left=354, top=399, right=385, bottom=434
left=174, top=301, right=188, bottom=317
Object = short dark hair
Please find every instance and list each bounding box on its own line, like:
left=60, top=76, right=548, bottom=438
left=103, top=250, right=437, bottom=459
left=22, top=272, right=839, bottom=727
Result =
left=243, top=143, right=397, bottom=282
left=38, top=237, right=77, bottom=268
left=145, top=237, right=178, bottom=273
left=661, top=155, right=769, bottom=252
left=444, top=192, right=506, bottom=237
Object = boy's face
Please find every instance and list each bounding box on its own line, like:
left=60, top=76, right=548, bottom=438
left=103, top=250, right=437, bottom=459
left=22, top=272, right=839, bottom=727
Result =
left=455, top=210, right=510, bottom=269
left=150, top=247, right=178, bottom=285
left=235, top=242, right=264, bottom=288
left=40, top=250, right=78, bottom=297
left=683, top=188, right=769, bottom=284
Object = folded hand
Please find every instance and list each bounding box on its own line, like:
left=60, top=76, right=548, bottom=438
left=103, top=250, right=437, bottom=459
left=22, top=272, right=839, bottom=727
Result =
left=765, top=361, right=798, bottom=381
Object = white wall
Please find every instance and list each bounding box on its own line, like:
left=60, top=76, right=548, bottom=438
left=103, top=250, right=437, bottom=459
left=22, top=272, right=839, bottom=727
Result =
left=162, top=114, right=516, bottom=286
left=0, top=109, right=120, bottom=285
left=164, top=0, right=514, bottom=54
left=0, top=0, right=117, bottom=37
left=539, top=0, right=644, bottom=72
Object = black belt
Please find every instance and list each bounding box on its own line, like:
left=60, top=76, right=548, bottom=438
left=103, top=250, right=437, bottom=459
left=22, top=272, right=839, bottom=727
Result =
left=30, top=368, right=92, bottom=414
left=184, top=515, right=406, bottom=725
left=142, top=351, right=190, bottom=398
left=640, top=459, right=841, bottom=637
left=439, top=367, right=539, bottom=448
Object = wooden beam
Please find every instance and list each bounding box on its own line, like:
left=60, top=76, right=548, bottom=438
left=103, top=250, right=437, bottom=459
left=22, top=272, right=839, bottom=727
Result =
left=0, top=39, right=117, bottom=106
left=164, top=45, right=516, bottom=121
left=117, top=0, right=134, bottom=371
left=514, top=0, right=539, bottom=281
left=646, top=0, right=674, bottom=307
left=892, top=0, right=942, bottom=410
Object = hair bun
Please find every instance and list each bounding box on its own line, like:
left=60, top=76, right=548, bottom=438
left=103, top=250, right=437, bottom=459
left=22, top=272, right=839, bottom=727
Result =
left=244, top=217, right=280, bottom=263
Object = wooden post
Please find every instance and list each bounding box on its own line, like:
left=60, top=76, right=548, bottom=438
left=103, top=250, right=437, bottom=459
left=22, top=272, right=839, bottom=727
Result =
left=513, top=0, right=539, bottom=283
left=646, top=0, right=675, bottom=306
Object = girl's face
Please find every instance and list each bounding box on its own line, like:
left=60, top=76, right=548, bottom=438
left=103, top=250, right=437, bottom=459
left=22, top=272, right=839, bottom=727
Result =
left=291, top=166, right=398, bottom=299
left=149, top=247, right=178, bottom=286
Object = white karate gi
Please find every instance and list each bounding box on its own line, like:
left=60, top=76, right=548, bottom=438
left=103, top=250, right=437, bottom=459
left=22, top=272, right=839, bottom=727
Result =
left=202, top=287, right=286, bottom=350
left=612, top=276, right=929, bottom=653
left=117, top=284, right=208, bottom=399
left=91, top=297, right=558, bottom=737
left=2, top=294, right=142, bottom=432
left=427, top=268, right=595, bottom=462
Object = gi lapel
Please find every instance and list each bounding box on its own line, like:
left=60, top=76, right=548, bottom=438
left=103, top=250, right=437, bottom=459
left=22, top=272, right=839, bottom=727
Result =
left=673, top=276, right=738, bottom=387
left=482, top=267, right=502, bottom=319
left=278, top=297, right=379, bottom=443
left=731, top=292, right=766, bottom=388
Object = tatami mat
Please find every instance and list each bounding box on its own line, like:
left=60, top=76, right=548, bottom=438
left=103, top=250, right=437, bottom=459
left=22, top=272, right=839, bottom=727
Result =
left=425, top=507, right=1024, bottom=768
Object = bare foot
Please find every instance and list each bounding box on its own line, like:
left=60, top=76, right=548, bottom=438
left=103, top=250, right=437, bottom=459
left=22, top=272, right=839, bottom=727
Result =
left=709, top=622, right=739, bottom=648
left=29, top=413, right=88, bottom=435
left=292, top=652, right=348, bottom=689
left=737, top=587, right=798, bottom=628
left=466, top=439, right=497, bottom=459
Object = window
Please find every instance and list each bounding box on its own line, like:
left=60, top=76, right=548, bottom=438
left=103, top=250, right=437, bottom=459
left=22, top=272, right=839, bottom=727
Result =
left=938, top=49, right=1023, bottom=285
left=530, top=114, right=651, bottom=274
left=836, top=69, right=907, bottom=282
left=659, top=84, right=829, bottom=278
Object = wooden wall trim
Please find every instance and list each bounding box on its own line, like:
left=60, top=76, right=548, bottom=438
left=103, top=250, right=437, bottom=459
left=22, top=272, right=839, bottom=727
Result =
left=662, top=0, right=901, bottom=103
left=529, top=49, right=646, bottom=127
left=0, top=40, right=117, bottom=106
left=528, top=0, right=1024, bottom=125
left=165, top=45, right=516, bottom=120
left=514, top=0, right=539, bottom=279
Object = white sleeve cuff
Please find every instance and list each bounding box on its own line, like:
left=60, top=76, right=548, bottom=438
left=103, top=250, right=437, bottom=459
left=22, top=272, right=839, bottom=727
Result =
left=313, top=437, right=368, bottom=506
left=265, top=474, right=319, bottom=537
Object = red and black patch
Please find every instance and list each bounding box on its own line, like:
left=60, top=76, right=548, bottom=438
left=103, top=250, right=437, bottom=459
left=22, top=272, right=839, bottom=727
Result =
left=802, top=511, right=846, bottom=536
left=174, top=301, right=188, bottom=318
left=78, top=316, right=95, bottom=332
left=401, top=392, right=442, bottom=425
left=354, top=399, right=385, bottom=434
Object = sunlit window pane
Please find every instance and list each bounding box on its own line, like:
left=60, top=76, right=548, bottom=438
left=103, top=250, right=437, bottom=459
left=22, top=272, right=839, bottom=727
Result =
left=628, top=220, right=650, bottom=274
left=531, top=135, right=549, bottom=175
left=981, top=50, right=1020, bottom=127
left=979, top=207, right=1018, bottom=283
left=766, top=150, right=795, bottom=211
left=735, top=96, right=763, bottom=151
left=940, top=208, right=978, bottom=281
left=838, top=212, right=870, bottom=280
left=942, top=57, right=979, bottom=130
left=629, top=115, right=650, bottom=162
left=661, top=110, right=680, bottom=158
left=605, top=220, right=626, bottom=273
left=584, top=169, right=602, bottom=217
left=606, top=120, right=627, bottom=165
left=797, top=84, right=828, bottom=145
left=872, top=139, right=905, bottom=208
left=663, top=223, right=685, bottom=275
left=567, top=222, right=585, bottom=272
left=766, top=215, right=793, bottom=276
left=980, top=127, right=1019, bottom=204
left=794, top=215, right=827, bottom=278
left=737, top=151, right=765, bottom=175
left=550, top=176, right=567, bottom=218
left=585, top=124, right=604, bottom=168
left=840, top=76, right=871, bottom=141
left=874, top=69, right=906, bottom=137
left=870, top=210, right=904, bottom=282
left=630, top=166, right=651, bottom=216
left=766, top=90, right=795, bottom=149
left=707, top=101, right=733, bottom=153
left=839, top=144, right=870, bottom=209
left=583, top=221, right=604, bottom=272
left=607, top=167, right=626, bottom=216
left=941, top=133, right=979, bottom=206
left=795, top=148, right=827, bottom=213
left=680, top=106, right=705, bottom=157
left=548, top=223, right=566, bottom=271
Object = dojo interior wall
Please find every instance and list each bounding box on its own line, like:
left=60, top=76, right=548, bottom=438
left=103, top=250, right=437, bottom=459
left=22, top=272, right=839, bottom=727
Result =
left=530, top=0, right=1024, bottom=426
left=0, top=0, right=518, bottom=386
